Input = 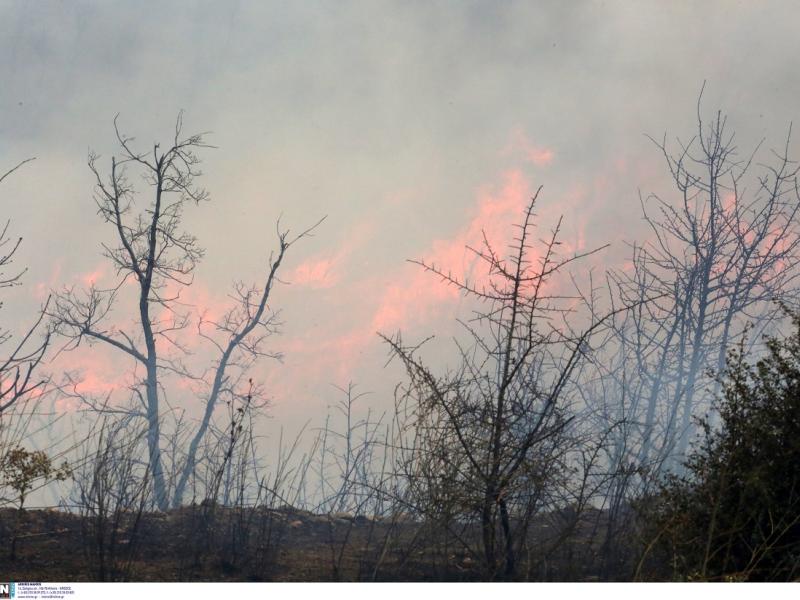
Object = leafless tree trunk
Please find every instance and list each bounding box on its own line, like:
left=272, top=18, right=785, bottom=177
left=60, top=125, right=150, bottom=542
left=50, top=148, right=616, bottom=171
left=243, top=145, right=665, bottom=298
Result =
left=597, top=88, right=800, bottom=482
left=384, top=188, right=614, bottom=578
left=49, top=115, right=322, bottom=510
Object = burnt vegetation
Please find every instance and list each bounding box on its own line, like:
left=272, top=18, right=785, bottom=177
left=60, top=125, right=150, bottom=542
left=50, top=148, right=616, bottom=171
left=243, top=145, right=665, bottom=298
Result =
left=1, top=95, right=800, bottom=581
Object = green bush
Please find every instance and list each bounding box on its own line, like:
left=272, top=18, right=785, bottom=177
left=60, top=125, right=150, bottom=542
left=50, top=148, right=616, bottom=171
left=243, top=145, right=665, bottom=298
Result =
left=641, top=312, right=800, bottom=581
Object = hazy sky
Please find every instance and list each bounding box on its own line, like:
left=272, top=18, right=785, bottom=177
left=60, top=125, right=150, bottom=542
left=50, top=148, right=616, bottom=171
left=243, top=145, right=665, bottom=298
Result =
left=2, top=1, right=800, bottom=437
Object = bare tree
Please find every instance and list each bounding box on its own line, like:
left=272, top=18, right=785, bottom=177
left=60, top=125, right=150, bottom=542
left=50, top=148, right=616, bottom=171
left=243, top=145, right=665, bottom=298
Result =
left=600, top=90, right=800, bottom=477
left=384, top=189, right=611, bottom=578
left=0, top=159, right=51, bottom=415
left=49, top=116, right=322, bottom=510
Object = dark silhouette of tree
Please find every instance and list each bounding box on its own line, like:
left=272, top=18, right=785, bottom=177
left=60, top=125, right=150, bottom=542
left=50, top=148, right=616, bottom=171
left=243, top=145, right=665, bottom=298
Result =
left=591, top=90, right=800, bottom=490
left=384, top=188, right=612, bottom=579
left=0, top=159, right=50, bottom=415
left=50, top=116, right=322, bottom=510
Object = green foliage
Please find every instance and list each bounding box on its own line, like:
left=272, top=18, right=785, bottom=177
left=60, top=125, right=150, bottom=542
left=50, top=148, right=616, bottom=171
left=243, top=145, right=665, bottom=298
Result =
left=1, top=445, right=71, bottom=509
left=642, top=312, right=800, bottom=581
